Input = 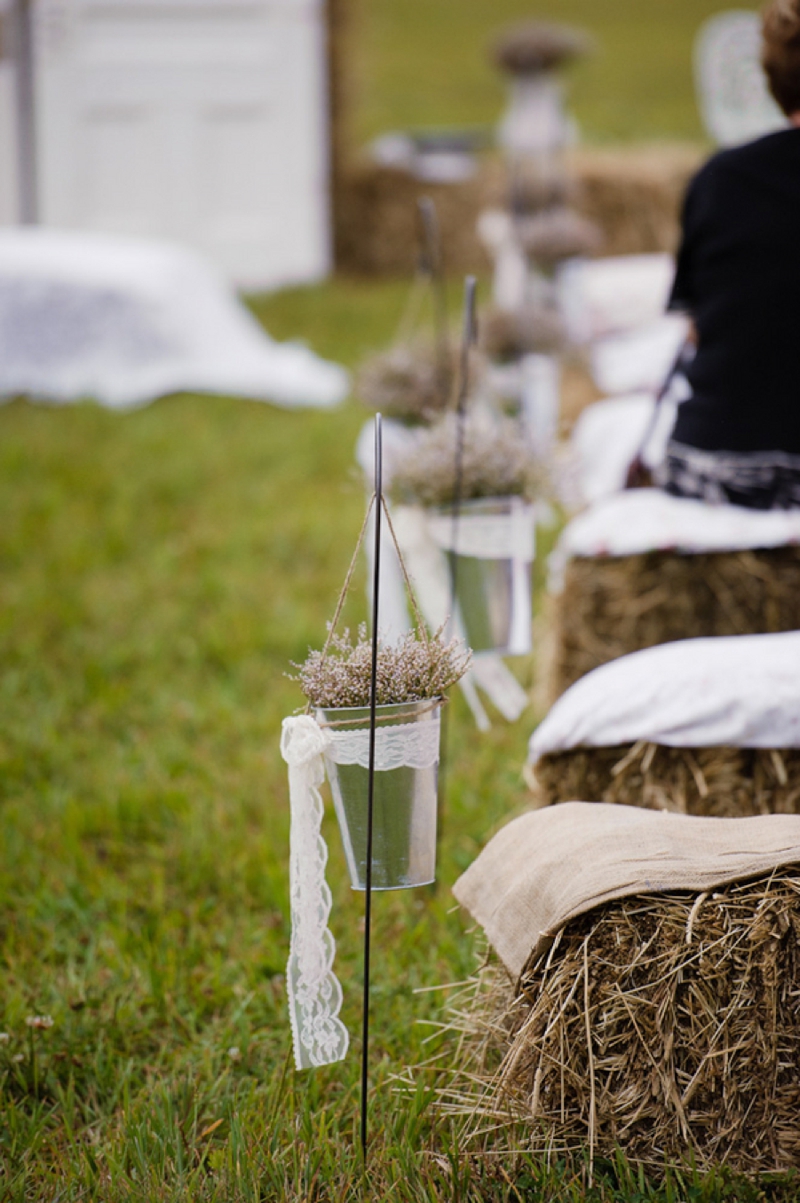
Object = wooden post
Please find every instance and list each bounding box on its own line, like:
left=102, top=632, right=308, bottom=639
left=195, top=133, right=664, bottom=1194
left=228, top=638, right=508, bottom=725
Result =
left=12, top=0, right=37, bottom=224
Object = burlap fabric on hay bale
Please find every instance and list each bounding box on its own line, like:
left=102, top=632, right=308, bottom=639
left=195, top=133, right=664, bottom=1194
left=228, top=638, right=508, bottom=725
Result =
left=532, top=743, right=800, bottom=816
left=545, top=545, right=800, bottom=700
left=443, top=870, right=800, bottom=1174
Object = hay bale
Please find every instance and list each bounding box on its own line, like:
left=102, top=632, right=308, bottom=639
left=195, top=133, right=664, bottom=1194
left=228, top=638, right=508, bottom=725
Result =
left=532, top=743, right=800, bottom=815
left=333, top=147, right=699, bottom=276
left=334, top=160, right=505, bottom=277
left=548, top=546, right=800, bottom=699
left=567, top=144, right=702, bottom=258
left=444, top=871, right=800, bottom=1173
left=559, top=360, right=602, bottom=431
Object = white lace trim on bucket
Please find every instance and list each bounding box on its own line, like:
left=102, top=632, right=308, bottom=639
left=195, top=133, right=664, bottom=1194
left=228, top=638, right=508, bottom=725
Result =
left=280, top=715, right=349, bottom=1071
left=280, top=708, right=442, bottom=1070
left=426, top=501, right=535, bottom=560
left=324, top=712, right=441, bottom=771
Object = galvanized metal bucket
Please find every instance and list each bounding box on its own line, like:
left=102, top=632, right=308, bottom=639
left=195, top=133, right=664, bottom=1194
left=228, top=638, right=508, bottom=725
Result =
left=429, top=496, right=535, bottom=657
left=317, top=699, right=441, bottom=891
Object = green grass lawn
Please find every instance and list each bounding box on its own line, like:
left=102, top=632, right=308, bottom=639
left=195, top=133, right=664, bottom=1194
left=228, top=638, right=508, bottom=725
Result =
left=351, top=0, right=758, bottom=145
left=1, top=280, right=798, bottom=1200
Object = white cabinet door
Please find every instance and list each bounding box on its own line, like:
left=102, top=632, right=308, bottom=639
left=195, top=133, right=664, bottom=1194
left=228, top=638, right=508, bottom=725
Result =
left=34, top=0, right=331, bottom=288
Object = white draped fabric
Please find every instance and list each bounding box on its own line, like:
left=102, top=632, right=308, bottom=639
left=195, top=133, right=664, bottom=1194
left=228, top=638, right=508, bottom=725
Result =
left=0, top=229, right=349, bottom=410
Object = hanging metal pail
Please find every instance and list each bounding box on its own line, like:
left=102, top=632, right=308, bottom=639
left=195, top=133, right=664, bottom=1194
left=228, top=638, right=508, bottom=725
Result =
left=430, top=497, right=534, bottom=657
left=317, top=699, right=441, bottom=891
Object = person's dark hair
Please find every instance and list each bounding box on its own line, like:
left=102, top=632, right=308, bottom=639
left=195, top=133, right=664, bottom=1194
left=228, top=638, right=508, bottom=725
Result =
left=762, top=0, right=800, bottom=116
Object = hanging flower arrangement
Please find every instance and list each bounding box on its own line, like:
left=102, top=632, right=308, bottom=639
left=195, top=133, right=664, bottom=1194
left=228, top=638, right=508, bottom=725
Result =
left=294, top=622, right=470, bottom=710
left=388, top=411, right=542, bottom=509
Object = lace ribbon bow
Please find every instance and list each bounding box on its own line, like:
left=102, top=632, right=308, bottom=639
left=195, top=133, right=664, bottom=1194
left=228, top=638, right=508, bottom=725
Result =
left=281, top=715, right=349, bottom=1070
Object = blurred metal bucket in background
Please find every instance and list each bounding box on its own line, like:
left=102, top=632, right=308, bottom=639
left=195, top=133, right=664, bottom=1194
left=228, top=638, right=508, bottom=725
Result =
left=430, top=497, right=535, bottom=657
left=317, top=700, right=440, bottom=891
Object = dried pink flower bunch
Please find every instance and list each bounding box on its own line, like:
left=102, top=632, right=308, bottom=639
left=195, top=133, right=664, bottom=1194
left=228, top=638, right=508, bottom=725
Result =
left=357, top=340, right=482, bottom=426
left=509, top=170, right=576, bottom=216
left=389, top=413, right=540, bottom=508
left=518, top=209, right=603, bottom=269
left=481, top=304, right=567, bottom=362
left=294, top=624, right=471, bottom=709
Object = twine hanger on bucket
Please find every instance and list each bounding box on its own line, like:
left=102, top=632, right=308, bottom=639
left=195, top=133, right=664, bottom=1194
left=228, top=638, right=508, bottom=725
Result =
left=308, top=491, right=439, bottom=725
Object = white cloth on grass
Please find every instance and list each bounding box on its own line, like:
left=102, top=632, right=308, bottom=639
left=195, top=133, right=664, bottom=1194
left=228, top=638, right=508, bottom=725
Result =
left=528, top=631, right=800, bottom=763
left=453, top=801, right=800, bottom=977
left=0, top=228, right=349, bottom=410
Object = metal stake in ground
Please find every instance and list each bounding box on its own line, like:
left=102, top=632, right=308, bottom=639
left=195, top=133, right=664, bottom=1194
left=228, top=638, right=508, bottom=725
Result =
left=438, top=278, right=478, bottom=824
left=360, top=412, right=383, bottom=1158
left=417, top=197, right=450, bottom=407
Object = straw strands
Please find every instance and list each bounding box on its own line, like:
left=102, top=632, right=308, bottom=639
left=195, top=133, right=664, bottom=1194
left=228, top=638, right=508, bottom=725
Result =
left=437, top=872, right=800, bottom=1174
left=547, top=546, right=800, bottom=698
left=531, top=744, right=800, bottom=816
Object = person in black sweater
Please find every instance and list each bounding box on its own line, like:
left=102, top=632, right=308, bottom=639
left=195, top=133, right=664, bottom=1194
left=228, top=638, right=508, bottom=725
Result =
left=658, top=0, right=800, bottom=509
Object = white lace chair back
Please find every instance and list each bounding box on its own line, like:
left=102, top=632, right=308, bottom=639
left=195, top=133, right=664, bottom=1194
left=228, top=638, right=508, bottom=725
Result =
left=695, top=10, right=788, bottom=147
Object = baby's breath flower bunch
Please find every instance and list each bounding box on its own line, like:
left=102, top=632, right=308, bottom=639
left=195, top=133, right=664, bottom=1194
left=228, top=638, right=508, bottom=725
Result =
left=388, top=412, right=541, bottom=509
left=357, top=340, right=483, bottom=426
left=518, top=209, right=603, bottom=270
left=294, top=623, right=471, bottom=709
left=481, top=303, right=567, bottom=362
left=510, top=170, right=575, bottom=215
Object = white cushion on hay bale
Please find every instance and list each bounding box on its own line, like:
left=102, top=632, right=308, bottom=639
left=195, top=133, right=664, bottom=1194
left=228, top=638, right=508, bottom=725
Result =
left=588, top=313, right=689, bottom=396
left=552, top=489, right=800, bottom=581
left=528, top=631, right=800, bottom=816
left=566, top=391, right=684, bottom=506
left=530, top=630, right=800, bottom=762
left=543, top=490, right=800, bottom=700
left=558, top=254, right=688, bottom=396
left=0, top=228, right=349, bottom=410
left=558, top=252, right=676, bottom=343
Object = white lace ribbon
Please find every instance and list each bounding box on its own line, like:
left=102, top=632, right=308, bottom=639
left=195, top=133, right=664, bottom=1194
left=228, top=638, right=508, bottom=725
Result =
left=281, top=715, right=349, bottom=1071
left=426, top=501, right=535, bottom=561
left=324, top=712, right=441, bottom=772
